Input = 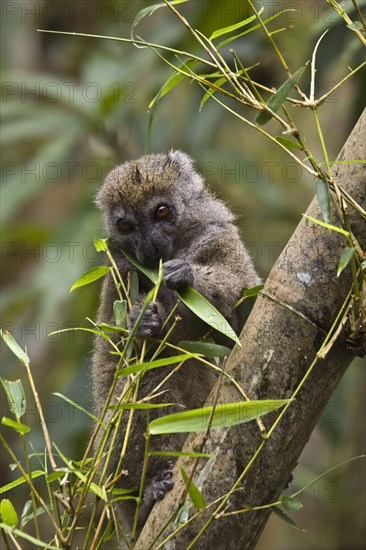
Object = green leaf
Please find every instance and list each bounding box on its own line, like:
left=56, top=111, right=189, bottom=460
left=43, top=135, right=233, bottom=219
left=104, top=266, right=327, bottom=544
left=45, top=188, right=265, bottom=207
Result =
left=337, top=247, right=355, bottom=277
left=303, top=214, right=350, bottom=237
left=20, top=500, right=45, bottom=528
left=109, top=403, right=175, bottom=411
left=121, top=251, right=239, bottom=343
left=281, top=496, right=303, bottom=512
left=235, top=284, right=264, bottom=329
left=200, top=76, right=227, bottom=111
left=52, top=392, right=105, bottom=426
left=0, top=499, right=18, bottom=527
left=0, top=523, right=60, bottom=549
left=117, top=353, right=196, bottom=377
left=149, top=59, right=197, bottom=111
left=175, top=501, right=189, bottom=526
left=0, top=379, right=26, bottom=419
left=178, top=340, right=231, bottom=358
left=48, top=326, right=113, bottom=342
left=69, top=266, right=111, bottom=292
left=347, top=21, right=364, bottom=31
left=256, top=65, right=307, bottom=125
left=0, top=330, right=29, bottom=366
left=114, top=300, right=127, bottom=328
left=275, top=136, right=302, bottom=150
left=242, top=284, right=264, bottom=299
left=2, top=417, right=30, bottom=434
left=94, top=236, right=108, bottom=252
left=149, top=399, right=289, bottom=434
left=96, top=323, right=126, bottom=334
left=131, top=0, right=188, bottom=41
left=271, top=505, right=306, bottom=531
left=73, top=471, right=106, bottom=500
left=46, top=471, right=65, bottom=484
left=53, top=444, right=107, bottom=501
left=130, top=271, right=139, bottom=303
left=210, top=13, right=258, bottom=40
left=122, top=250, right=159, bottom=283
left=315, top=177, right=331, bottom=224
left=180, top=466, right=206, bottom=511
left=216, top=8, right=293, bottom=49
left=177, top=286, right=239, bottom=344
left=0, top=471, right=44, bottom=495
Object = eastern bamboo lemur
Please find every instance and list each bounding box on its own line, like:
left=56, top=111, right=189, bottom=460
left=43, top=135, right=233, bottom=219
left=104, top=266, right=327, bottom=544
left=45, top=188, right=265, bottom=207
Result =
left=93, top=150, right=260, bottom=535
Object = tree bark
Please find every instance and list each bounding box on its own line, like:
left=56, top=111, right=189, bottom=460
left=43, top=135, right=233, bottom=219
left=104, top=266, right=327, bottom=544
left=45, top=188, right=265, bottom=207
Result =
left=136, top=109, right=365, bottom=549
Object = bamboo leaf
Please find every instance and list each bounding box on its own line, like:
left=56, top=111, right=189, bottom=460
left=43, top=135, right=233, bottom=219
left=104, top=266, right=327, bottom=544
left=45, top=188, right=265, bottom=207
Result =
left=347, top=21, right=363, bottom=31
left=176, top=501, right=189, bottom=526
left=178, top=340, right=231, bottom=358
left=180, top=466, right=206, bottom=511
left=275, top=136, right=302, bottom=150
left=94, top=236, right=108, bottom=252
left=2, top=417, right=30, bottom=434
left=1, top=379, right=26, bottom=419
left=53, top=444, right=107, bottom=501
left=0, top=471, right=44, bottom=495
left=256, top=65, right=307, bottom=125
left=242, top=284, right=264, bottom=299
left=0, top=330, right=29, bottom=366
left=281, top=496, right=303, bottom=512
left=303, top=214, right=350, bottom=236
left=70, top=266, right=111, bottom=292
left=315, top=177, right=331, bottom=224
left=47, top=326, right=113, bottom=342
left=210, top=13, right=258, bottom=40
left=217, top=9, right=295, bottom=49
left=131, top=0, right=188, bottom=42
left=271, top=505, right=306, bottom=531
left=96, top=323, right=126, bottom=333
left=200, top=76, right=226, bottom=111
left=0, top=499, right=18, bottom=527
left=337, top=247, right=355, bottom=277
left=46, top=471, right=65, bottom=483
left=110, top=403, right=175, bottom=410
left=20, top=501, right=45, bottom=528
left=130, top=271, right=139, bottom=303
left=117, top=353, right=197, bottom=377
left=177, top=286, right=239, bottom=344
left=52, top=392, right=105, bottom=426
left=122, top=250, right=158, bottom=283
left=121, top=252, right=239, bottom=343
left=0, top=523, right=60, bottom=549
left=149, top=399, right=289, bottom=434
left=114, top=300, right=127, bottom=328
left=149, top=59, right=197, bottom=111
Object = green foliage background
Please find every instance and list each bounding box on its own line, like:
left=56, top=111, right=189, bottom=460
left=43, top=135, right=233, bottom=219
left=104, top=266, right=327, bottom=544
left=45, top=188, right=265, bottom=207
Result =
left=1, top=1, right=365, bottom=548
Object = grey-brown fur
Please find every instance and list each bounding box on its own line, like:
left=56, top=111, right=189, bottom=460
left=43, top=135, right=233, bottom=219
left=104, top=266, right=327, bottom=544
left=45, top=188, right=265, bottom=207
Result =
left=92, top=150, right=260, bottom=538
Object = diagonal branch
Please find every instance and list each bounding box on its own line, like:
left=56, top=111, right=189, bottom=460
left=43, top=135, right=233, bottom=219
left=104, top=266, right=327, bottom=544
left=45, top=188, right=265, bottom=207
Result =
left=136, top=109, right=365, bottom=549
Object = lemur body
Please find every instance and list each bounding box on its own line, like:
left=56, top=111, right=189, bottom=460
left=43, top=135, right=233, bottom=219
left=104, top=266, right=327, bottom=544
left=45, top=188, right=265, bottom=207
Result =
left=93, top=150, right=260, bottom=534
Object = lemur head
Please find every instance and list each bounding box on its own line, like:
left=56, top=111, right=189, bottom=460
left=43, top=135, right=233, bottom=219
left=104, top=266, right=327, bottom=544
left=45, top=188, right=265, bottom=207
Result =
left=96, top=150, right=205, bottom=265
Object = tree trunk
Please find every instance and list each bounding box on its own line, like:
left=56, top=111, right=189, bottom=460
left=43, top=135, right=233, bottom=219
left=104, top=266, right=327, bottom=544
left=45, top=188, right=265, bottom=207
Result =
left=136, top=109, right=365, bottom=549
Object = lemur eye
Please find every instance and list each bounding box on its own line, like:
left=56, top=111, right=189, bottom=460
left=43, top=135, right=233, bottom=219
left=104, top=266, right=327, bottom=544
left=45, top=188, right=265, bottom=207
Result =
left=116, top=218, right=133, bottom=233
left=155, top=204, right=170, bottom=221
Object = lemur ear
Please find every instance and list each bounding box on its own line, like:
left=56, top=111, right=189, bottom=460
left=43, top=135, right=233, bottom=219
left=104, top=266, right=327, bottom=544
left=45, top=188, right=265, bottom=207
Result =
left=164, top=150, right=195, bottom=172
left=163, top=150, right=203, bottom=191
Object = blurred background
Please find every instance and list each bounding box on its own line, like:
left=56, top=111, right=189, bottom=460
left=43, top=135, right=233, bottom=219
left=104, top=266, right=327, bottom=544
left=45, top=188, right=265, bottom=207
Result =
left=1, top=1, right=365, bottom=548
